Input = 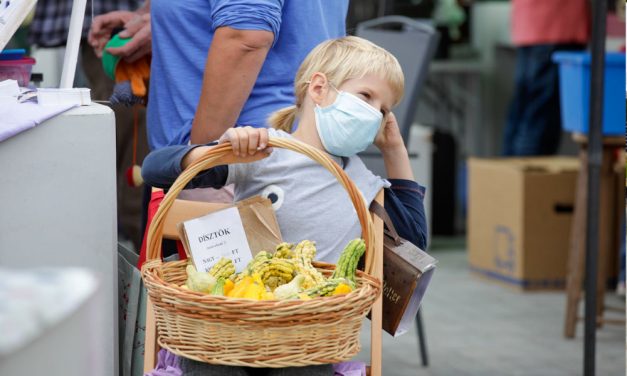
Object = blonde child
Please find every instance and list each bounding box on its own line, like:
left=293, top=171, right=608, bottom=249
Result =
left=142, top=36, right=427, bottom=375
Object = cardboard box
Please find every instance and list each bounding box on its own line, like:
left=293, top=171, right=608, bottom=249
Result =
left=467, top=157, right=579, bottom=290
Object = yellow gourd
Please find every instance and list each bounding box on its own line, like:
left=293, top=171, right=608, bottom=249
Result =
left=228, top=276, right=253, bottom=298
left=332, top=283, right=353, bottom=296
left=238, top=273, right=265, bottom=300
left=297, top=293, right=312, bottom=301
left=243, top=282, right=265, bottom=300
left=263, top=291, right=275, bottom=300
left=223, top=279, right=234, bottom=296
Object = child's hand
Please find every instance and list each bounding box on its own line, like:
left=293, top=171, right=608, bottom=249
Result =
left=374, top=113, right=405, bottom=153
left=374, top=113, right=414, bottom=180
left=219, top=126, right=272, bottom=157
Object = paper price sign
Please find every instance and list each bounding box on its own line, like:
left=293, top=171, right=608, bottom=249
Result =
left=181, top=206, right=254, bottom=273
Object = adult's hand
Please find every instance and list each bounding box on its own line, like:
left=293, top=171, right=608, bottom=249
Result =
left=88, top=10, right=135, bottom=57
left=106, top=13, right=152, bottom=63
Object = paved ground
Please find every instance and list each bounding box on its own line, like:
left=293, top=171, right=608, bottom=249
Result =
left=354, top=240, right=625, bottom=376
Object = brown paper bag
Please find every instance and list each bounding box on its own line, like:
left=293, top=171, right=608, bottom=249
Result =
left=176, top=196, right=283, bottom=262
left=370, top=201, right=437, bottom=337
left=381, top=233, right=436, bottom=337
left=175, top=196, right=283, bottom=260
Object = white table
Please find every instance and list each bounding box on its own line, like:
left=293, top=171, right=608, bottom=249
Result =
left=0, top=268, right=104, bottom=376
left=0, top=103, right=117, bottom=376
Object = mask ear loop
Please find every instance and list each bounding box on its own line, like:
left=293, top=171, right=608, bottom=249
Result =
left=305, top=78, right=340, bottom=109
left=304, top=76, right=340, bottom=93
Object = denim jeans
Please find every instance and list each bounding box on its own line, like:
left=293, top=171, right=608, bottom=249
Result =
left=179, top=358, right=334, bottom=376
left=503, top=44, right=585, bottom=156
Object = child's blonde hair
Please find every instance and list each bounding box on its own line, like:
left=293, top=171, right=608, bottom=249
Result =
left=269, top=36, right=405, bottom=132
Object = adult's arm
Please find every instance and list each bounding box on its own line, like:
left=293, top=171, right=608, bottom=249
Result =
left=190, top=28, right=274, bottom=144
left=383, top=179, right=428, bottom=250
left=141, top=144, right=228, bottom=190
left=190, top=0, right=283, bottom=144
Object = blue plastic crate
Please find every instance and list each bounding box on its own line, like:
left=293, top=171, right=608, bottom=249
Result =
left=553, top=52, right=626, bottom=136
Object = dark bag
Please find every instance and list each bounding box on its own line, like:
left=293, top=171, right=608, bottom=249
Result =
left=370, top=201, right=437, bottom=337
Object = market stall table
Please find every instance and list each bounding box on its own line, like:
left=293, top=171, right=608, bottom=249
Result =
left=0, top=103, right=118, bottom=375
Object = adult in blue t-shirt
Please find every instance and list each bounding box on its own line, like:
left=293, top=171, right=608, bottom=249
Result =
left=148, top=0, right=348, bottom=150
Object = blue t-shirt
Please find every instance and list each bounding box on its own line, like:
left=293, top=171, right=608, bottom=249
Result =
left=148, top=0, right=348, bottom=150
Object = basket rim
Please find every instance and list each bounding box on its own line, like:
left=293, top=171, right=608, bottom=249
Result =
left=142, top=259, right=381, bottom=309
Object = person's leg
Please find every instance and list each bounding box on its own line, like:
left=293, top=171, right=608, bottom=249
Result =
left=502, top=46, right=529, bottom=156
left=509, top=45, right=560, bottom=155
left=265, top=365, right=334, bottom=376
left=508, top=44, right=584, bottom=156
left=536, top=43, right=586, bottom=154
left=179, top=358, right=253, bottom=376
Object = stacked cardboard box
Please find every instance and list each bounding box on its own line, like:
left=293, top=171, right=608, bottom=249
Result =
left=467, top=157, right=579, bottom=290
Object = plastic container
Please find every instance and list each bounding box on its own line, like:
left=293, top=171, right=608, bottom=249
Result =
left=0, top=49, right=26, bottom=61
left=0, top=57, right=36, bottom=87
left=553, top=52, right=626, bottom=136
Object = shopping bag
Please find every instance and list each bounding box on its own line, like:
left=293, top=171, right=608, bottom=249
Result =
left=370, top=201, right=437, bottom=337
left=118, top=242, right=146, bottom=376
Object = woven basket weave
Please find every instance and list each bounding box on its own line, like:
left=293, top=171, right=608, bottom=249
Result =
left=141, top=137, right=382, bottom=367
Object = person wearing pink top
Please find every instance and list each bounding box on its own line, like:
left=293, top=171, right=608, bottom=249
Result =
left=503, top=0, right=590, bottom=155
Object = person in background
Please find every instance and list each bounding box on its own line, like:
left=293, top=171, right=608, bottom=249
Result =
left=503, top=0, right=590, bottom=156
left=88, top=1, right=151, bottom=62
left=30, top=0, right=150, bottom=249
left=90, top=0, right=349, bottom=149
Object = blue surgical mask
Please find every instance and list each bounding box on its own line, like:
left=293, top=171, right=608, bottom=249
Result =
left=314, top=88, right=383, bottom=157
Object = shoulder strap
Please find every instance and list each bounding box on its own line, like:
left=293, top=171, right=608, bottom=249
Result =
left=369, top=200, right=402, bottom=246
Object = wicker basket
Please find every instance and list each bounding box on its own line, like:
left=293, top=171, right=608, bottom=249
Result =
left=141, top=137, right=382, bottom=367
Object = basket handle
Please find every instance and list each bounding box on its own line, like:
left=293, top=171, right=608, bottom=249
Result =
left=145, top=136, right=377, bottom=275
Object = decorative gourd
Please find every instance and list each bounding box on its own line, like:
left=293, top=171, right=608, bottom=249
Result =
left=223, top=279, right=234, bottom=295
left=302, top=278, right=348, bottom=298
left=209, top=257, right=236, bottom=280
left=292, top=240, right=325, bottom=289
left=185, top=264, right=217, bottom=293
left=274, top=275, right=305, bottom=300
left=331, top=238, right=365, bottom=285
left=211, top=278, right=226, bottom=296
left=273, top=242, right=294, bottom=259
left=235, top=251, right=274, bottom=282
left=332, top=283, right=353, bottom=296
left=228, top=276, right=253, bottom=298
left=242, top=273, right=266, bottom=300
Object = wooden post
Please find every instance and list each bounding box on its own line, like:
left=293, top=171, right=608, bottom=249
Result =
left=143, top=298, right=159, bottom=373
left=564, top=135, right=624, bottom=338
left=564, top=145, right=588, bottom=338
left=369, top=191, right=385, bottom=376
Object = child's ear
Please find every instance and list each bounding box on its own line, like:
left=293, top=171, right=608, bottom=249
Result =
left=307, top=72, right=330, bottom=106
